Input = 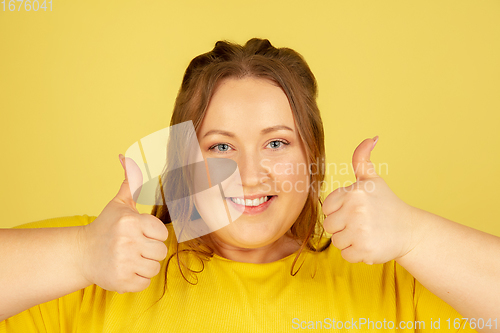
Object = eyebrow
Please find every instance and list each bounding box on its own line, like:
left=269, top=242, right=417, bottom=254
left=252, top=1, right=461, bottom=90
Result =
left=202, top=125, right=294, bottom=138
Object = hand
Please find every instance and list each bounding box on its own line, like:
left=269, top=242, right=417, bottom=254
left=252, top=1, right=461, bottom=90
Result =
left=322, top=137, right=420, bottom=265
left=77, top=154, right=169, bottom=293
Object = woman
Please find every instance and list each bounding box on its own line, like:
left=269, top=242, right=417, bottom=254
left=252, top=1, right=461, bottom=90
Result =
left=0, top=38, right=498, bottom=332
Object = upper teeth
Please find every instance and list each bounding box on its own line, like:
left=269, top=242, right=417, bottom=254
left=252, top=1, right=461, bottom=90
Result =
left=229, top=196, right=269, bottom=206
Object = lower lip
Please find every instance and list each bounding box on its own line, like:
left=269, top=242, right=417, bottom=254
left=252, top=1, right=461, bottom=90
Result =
left=226, top=196, right=276, bottom=216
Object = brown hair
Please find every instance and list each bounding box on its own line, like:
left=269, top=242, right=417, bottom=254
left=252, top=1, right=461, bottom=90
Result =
left=151, top=37, right=329, bottom=285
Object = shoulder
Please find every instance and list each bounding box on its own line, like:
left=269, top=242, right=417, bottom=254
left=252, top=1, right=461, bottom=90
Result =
left=13, top=215, right=97, bottom=229
left=312, top=238, right=417, bottom=291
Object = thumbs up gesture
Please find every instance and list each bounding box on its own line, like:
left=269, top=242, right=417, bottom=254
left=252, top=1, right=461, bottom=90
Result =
left=322, top=137, right=418, bottom=265
left=77, top=155, right=169, bottom=293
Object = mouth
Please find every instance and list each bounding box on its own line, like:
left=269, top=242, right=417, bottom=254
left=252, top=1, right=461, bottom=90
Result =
left=226, top=195, right=276, bottom=215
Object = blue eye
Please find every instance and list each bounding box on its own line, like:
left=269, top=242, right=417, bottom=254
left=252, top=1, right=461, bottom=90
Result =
left=267, top=140, right=289, bottom=150
left=209, top=140, right=289, bottom=153
left=270, top=141, right=281, bottom=149
left=217, top=143, right=229, bottom=151
left=209, top=143, right=231, bottom=153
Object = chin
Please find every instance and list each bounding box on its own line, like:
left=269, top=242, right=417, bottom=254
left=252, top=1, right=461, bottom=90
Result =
left=217, top=223, right=283, bottom=249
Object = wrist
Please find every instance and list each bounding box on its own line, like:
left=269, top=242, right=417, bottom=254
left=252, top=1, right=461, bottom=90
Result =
left=74, top=225, right=94, bottom=287
left=395, top=206, right=429, bottom=267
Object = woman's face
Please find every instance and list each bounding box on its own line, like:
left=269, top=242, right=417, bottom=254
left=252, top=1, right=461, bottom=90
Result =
left=196, top=76, right=310, bottom=250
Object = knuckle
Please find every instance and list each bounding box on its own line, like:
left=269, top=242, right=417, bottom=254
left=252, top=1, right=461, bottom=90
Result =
left=351, top=203, right=368, bottom=216
left=113, top=237, right=135, bottom=255
left=341, top=183, right=359, bottom=196
left=119, top=212, right=137, bottom=223
left=360, top=222, right=374, bottom=235
left=116, top=214, right=139, bottom=231
left=359, top=240, right=374, bottom=256
left=349, top=186, right=366, bottom=197
left=339, top=184, right=350, bottom=192
left=355, top=222, right=368, bottom=234
left=113, top=235, right=128, bottom=247
left=114, top=272, right=129, bottom=286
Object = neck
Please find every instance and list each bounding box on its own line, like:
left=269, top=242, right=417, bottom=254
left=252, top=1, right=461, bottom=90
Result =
left=204, top=233, right=302, bottom=264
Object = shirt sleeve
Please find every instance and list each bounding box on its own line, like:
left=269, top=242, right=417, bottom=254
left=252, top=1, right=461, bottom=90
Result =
left=414, top=279, right=478, bottom=333
left=11, top=214, right=96, bottom=229
left=0, top=215, right=97, bottom=333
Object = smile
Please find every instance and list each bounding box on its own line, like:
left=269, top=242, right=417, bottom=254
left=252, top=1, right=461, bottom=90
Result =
left=229, top=196, right=271, bottom=207
left=226, top=195, right=276, bottom=216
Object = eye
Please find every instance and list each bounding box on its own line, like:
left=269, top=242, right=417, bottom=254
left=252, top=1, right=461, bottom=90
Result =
left=209, top=143, right=232, bottom=153
left=266, top=139, right=289, bottom=150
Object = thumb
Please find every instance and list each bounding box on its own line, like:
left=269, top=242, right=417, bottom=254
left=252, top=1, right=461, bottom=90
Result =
left=352, top=136, right=379, bottom=181
left=116, top=154, right=143, bottom=210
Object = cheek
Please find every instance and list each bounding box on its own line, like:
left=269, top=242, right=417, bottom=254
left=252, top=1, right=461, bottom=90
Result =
left=270, top=158, right=310, bottom=196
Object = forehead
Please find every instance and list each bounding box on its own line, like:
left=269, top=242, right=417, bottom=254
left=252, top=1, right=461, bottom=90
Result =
left=199, top=77, right=296, bottom=134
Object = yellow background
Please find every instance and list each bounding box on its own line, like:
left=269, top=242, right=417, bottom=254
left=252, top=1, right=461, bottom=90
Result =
left=1, top=0, right=499, bottom=237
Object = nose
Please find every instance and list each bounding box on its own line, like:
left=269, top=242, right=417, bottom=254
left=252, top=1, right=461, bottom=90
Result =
left=237, top=151, right=270, bottom=187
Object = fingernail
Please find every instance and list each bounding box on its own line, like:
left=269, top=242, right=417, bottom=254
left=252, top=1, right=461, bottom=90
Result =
left=371, top=136, right=379, bottom=151
left=119, top=154, right=125, bottom=168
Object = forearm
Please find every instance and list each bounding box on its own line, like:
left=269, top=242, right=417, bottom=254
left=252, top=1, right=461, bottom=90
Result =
left=396, top=207, right=500, bottom=321
left=0, top=226, right=92, bottom=321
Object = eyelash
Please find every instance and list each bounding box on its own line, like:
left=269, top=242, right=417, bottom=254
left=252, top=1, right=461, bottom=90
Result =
left=208, top=139, right=290, bottom=154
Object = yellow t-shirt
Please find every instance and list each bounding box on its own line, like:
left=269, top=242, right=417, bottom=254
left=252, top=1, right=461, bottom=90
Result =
left=0, top=215, right=480, bottom=332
